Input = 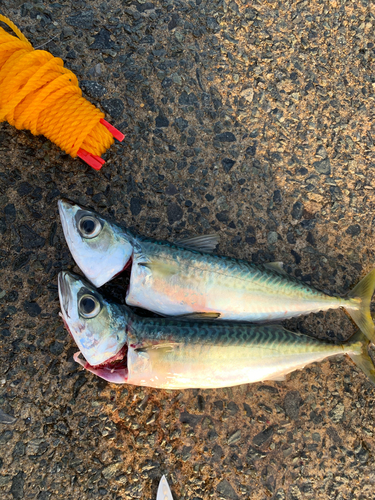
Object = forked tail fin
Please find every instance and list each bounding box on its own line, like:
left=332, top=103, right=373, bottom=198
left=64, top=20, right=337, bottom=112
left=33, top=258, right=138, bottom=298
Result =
left=348, top=330, right=375, bottom=386
left=345, top=269, right=375, bottom=343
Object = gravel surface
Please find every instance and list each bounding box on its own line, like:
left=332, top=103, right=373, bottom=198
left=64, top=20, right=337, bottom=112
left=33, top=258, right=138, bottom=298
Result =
left=1, top=0, right=375, bottom=498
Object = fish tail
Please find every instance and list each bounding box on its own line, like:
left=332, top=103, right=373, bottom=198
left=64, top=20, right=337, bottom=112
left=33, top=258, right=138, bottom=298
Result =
left=347, top=330, right=375, bottom=386
left=345, top=269, right=375, bottom=342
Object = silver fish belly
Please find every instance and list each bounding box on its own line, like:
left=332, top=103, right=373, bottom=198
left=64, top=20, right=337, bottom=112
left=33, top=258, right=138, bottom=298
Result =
left=127, top=333, right=353, bottom=390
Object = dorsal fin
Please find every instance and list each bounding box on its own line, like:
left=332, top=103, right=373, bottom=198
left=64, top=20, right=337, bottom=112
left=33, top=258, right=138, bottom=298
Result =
left=174, top=234, right=219, bottom=253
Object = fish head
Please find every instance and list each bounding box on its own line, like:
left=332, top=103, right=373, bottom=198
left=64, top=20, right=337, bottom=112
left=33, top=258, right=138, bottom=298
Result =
left=58, top=198, right=133, bottom=287
left=58, top=271, right=129, bottom=366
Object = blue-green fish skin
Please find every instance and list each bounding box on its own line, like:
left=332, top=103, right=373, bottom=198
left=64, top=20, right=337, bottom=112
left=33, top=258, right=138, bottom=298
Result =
left=58, top=271, right=375, bottom=390
left=58, top=199, right=375, bottom=342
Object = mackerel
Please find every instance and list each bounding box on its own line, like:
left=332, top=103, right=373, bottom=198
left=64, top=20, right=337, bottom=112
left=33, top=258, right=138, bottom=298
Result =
left=58, top=199, right=375, bottom=342
left=58, top=271, right=375, bottom=389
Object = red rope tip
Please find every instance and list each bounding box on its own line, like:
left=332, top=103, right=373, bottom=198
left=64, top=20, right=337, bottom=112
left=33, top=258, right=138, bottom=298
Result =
left=100, top=118, right=125, bottom=142
left=77, top=149, right=105, bottom=170
left=77, top=116, right=125, bottom=170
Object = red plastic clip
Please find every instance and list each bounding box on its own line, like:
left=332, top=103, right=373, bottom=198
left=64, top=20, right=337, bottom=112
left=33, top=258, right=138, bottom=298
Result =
left=100, top=118, right=125, bottom=142
left=76, top=120, right=124, bottom=170
left=77, top=149, right=105, bottom=171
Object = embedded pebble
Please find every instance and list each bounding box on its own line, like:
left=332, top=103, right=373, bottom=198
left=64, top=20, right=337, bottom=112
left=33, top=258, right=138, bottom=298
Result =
left=0, top=409, right=16, bottom=425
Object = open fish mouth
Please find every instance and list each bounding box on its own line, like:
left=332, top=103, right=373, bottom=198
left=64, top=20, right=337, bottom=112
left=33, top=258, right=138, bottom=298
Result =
left=73, top=344, right=129, bottom=383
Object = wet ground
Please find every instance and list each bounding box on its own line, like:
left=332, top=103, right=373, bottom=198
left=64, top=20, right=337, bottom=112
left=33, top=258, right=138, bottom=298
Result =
left=1, top=0, right=375, bottom=498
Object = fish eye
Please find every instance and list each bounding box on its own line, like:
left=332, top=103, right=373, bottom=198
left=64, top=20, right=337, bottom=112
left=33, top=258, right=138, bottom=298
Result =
left=79, top=295, right=101, bottom=318
left=78, top=216, right=102, bottom=239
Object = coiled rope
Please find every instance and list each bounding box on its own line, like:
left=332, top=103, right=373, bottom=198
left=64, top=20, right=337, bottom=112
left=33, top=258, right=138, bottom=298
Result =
left=0, top=15, right=123, bottom=169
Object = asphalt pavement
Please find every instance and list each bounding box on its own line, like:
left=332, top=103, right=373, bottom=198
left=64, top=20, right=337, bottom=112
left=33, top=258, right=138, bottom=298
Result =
left=1, top=0, right=375, bottom=499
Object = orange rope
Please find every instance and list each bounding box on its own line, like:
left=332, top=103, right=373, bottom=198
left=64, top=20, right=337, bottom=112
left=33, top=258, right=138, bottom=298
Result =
left=0, top=15, right=118, bottom=160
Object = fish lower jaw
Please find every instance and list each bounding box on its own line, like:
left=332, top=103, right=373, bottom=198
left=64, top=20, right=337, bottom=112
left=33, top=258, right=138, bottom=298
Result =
left=74, top=345, right=129, bottom=383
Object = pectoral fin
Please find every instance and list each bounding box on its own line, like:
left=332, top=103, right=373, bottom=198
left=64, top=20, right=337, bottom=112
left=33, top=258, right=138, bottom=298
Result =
left=137, top=342, right=179, bottom=354
left=175, top=312, right=221, bottom=320
left=138, top=260, right=177, bottom=278
left=129, top=328, right=179, bottom=352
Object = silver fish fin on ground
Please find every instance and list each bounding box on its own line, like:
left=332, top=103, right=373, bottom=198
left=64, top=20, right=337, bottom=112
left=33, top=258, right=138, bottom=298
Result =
left=157, top=476, right=174, bottom=500
left=175, top=312, right=221, bottom=320
left=263, top=261, right=287, bottom=275
left=174, top=233, right=219, bottom=252
left=347, top=330, right=375, bottom=385
left=134, top=250, right=150, bottom=264
left=345, top=269, right=375, bottom=342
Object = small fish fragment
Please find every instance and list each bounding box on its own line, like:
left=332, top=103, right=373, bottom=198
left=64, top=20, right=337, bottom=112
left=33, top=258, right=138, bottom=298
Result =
left=157, top=476, right=174, bottom=500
